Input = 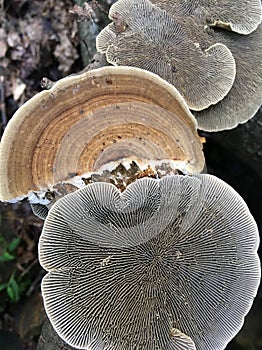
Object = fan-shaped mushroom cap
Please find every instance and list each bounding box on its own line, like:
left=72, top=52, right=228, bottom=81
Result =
left=30, top=203, right=50, bottom=221
left=194, top=24, right=262, bottom=131
left=151, top=0, right=262, bottom=35
left=39, top=174, right=260, bottom=350
left=0, top=66, right=205, bottom=203
left=96, top=0, right=236, bottom=111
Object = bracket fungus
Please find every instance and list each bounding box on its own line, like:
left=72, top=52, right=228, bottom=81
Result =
left=194, top=24, right=262, bottom=131
left=39, top=174, right=260, bottom=350
left=96, top=0, right=236, bottom=111
left=0, top=66, right=205, bottom=204
left=97, top=0, right=262, bottom=131
left=150, top=0, right=262, bottom=35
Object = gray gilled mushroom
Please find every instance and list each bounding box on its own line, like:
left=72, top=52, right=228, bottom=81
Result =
left=151, top=0, right=262, bottom=35
left=194, top=24, right=262, bottom=131
left=96, top=0, right=236, bottom=111
left=39, top=174, right=260, bottom=350
left=97, top=0, right=262, bottom=131
left=0, top=66, right=205, bottom=204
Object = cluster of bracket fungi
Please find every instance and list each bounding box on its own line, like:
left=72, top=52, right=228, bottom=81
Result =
left=0, top=1, right=261, bottom=350
left=97, top=0, right=262, bottom=131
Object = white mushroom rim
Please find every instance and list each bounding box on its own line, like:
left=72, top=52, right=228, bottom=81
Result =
left=5, top=158, right=196, bottom=205
left=39, top=174, right=260, bottom=350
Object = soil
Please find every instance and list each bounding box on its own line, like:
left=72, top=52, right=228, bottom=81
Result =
left=0, top=1, right=261, bottom=349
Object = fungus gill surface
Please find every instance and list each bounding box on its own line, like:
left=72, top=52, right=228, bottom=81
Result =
left=39, top=174, right=260, bottom=350
left=0, top=66, right=205, bottom=203
left=194, top=24, right=262, bottom=131
left=151, top=0, right=262, bottom=35
left=97, top=0, right=262, bottom=131
left=96, top=0, right=237, bottom=111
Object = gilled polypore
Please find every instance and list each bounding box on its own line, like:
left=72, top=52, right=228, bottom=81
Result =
left=0, top=63, right=260, bottom=350
left=0, top=66, right=204, bottom=204
left=97, top=0, right=262, bottom=131
left=39, top=174, right=260, bottom=350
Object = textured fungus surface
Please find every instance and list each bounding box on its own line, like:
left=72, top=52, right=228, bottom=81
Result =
left=194, top=24, right=262, bottom=131
left=151, top=0, right=262, bottom=35
left=96, top=0, right=236, bottom=111
left=0, top=66, right=204, bottom=202
left=97, top=0, right=262, bottom=130
left=39, top=174, right=260, bottom=350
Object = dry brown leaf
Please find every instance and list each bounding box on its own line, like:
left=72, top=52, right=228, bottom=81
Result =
left=10, top=76, right=26, bottom=101
left=0, top=39, right=7, bottom=58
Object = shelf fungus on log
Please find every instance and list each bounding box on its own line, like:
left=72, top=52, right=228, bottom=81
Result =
left=0, top=66, right=205, bottom=207
left=151, top=0, right=262, bottom=131
left=96, top=0, right=237, bottom=111
left=194, top=24, right=262, bottom=131
left=151, top=0, right=262, bottom=35
left=39, top=174, right=260, bottom=350
left=97, top=0, right=262, bottom=131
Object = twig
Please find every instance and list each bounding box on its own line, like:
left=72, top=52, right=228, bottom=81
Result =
left=19, top=258, right=38, bottom=278
left=26, top=270, right=45, bottom=297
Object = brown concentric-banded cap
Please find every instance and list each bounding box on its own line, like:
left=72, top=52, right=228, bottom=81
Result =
left=39, top=174, right=260, bottom=350
left=151, top=0, right=262, bottom=35
left=194, top=24, right=262, bottom=131
left=96, top=0, right=236, bottom=111
left=0, top=66, right=205, bottom=202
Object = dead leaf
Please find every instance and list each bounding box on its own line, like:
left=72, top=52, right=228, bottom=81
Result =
left=0, top=40, right=8, bottom=58
left=10, top=76, right=26, bottom=101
